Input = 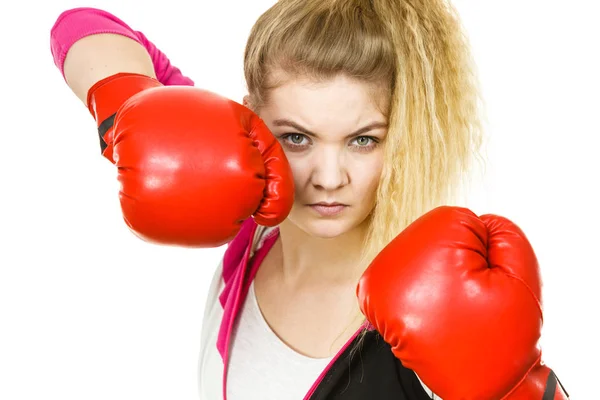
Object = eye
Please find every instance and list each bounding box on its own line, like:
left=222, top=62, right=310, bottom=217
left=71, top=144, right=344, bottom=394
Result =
left=279, top=133, right=311, bottom=151
left=289, top=134, right=305, bottom=145
left=350, top=136, right=379, bottom=151
left=355, top=136, right=372, bottom=146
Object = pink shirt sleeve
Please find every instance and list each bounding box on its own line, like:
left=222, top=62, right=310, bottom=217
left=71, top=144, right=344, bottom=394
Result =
left=50, top=7, right=194, bottom=86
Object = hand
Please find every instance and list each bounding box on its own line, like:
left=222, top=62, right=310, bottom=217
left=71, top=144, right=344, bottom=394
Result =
left=87, top=73, right=294, bottom=247
left=357, top=206, right=567, bottom=399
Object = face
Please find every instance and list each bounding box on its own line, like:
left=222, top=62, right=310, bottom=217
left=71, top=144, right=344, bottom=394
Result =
left=248, top=73, right=388, bottom=239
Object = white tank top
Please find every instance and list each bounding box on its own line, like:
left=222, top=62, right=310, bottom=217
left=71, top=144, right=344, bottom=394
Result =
left=226, top=281, right=334, bottom=400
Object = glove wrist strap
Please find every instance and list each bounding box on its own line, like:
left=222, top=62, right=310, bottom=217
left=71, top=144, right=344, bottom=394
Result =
left=86, top=72, right=162, bottom=162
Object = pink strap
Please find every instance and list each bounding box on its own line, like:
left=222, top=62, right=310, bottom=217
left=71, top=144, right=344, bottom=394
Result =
left=50, top=7, right=194, bottom=86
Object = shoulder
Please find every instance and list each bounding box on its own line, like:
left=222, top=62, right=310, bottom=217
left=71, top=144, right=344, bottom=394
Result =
left=221, top=219, right=277, bottom=283
left=199, top=219, right=278, bottom=359
left=203, top=219, right=278, bottom=310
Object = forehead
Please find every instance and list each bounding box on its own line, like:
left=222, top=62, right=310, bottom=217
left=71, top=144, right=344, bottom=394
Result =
left=263, top=73, right=389, bottom=131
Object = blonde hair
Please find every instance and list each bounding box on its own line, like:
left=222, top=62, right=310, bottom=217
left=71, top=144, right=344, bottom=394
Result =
left=245, top=0, right=484, bottom=271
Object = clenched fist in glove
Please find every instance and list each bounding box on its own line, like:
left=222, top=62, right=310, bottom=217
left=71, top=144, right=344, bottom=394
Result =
left=86, top=72, right=294, bottom=247
left=357, top=206, right=568, bottom=399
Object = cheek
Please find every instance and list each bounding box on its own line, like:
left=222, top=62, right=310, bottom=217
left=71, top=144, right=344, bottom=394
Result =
left=286, top=155, right=311, bottom=193
left=350, top=154, right=384, bottom=200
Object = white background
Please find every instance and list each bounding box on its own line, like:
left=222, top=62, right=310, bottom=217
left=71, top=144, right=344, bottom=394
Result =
left=1, top=0, right=598, bottom=398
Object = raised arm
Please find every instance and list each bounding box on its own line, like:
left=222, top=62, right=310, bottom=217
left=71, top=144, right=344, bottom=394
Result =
left=47, top=7, right=293, bottom=248
left=50, top=7, right=194, bottom=103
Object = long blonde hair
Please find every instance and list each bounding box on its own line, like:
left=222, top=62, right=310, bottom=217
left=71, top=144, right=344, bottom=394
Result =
left=244, top=0, right=484, bottom=270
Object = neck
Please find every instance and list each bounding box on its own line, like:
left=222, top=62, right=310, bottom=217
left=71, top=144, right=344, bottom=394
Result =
left=274, top=219, right=370, bottom=286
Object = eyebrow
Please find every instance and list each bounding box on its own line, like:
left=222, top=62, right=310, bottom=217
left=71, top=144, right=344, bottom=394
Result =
left=272, top=118, right=388, bottom=138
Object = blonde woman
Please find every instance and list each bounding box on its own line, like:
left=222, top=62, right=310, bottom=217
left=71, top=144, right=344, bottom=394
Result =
left=50, top=1, right=567, bottom=399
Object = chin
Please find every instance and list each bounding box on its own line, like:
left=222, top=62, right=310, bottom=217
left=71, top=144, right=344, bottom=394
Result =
left=303, top=221, right=352, bottom=239
left=288, top=209, right=367, bottom=239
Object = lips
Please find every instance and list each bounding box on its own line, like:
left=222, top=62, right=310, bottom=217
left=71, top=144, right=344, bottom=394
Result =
left=308, top=202, right=348, bottom=217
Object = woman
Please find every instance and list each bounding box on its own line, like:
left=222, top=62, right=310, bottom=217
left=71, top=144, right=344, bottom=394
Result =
left=49, top=1, right=533, bottom=399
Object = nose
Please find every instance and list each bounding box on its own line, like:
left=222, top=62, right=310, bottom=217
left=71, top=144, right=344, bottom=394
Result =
left=310, top=147, right=349, bottom=191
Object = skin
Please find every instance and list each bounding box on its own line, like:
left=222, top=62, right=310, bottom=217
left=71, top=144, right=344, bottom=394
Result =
left=244, top=72, right=389, bottom=358
left=64, top=34, right=156, bottom=103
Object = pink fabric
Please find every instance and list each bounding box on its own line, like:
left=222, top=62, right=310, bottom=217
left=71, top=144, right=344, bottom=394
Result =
left=216, top=220, right=258, bottom=359
left=217, top=220, right=280, bottom=357
left=50, top=7, right=194, bottom=86
left=217, top=219, right=280, bottom=400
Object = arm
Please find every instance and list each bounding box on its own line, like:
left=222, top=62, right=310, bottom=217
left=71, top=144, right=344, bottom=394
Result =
left=48, top=7, right=293, bottom=248
left=50, top=7, right=194, bottom=103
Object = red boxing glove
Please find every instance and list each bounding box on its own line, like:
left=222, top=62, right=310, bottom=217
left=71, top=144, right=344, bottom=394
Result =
left=86, top=73, right=294, bottom=247
left=357, top=206, right=568, bottom=399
